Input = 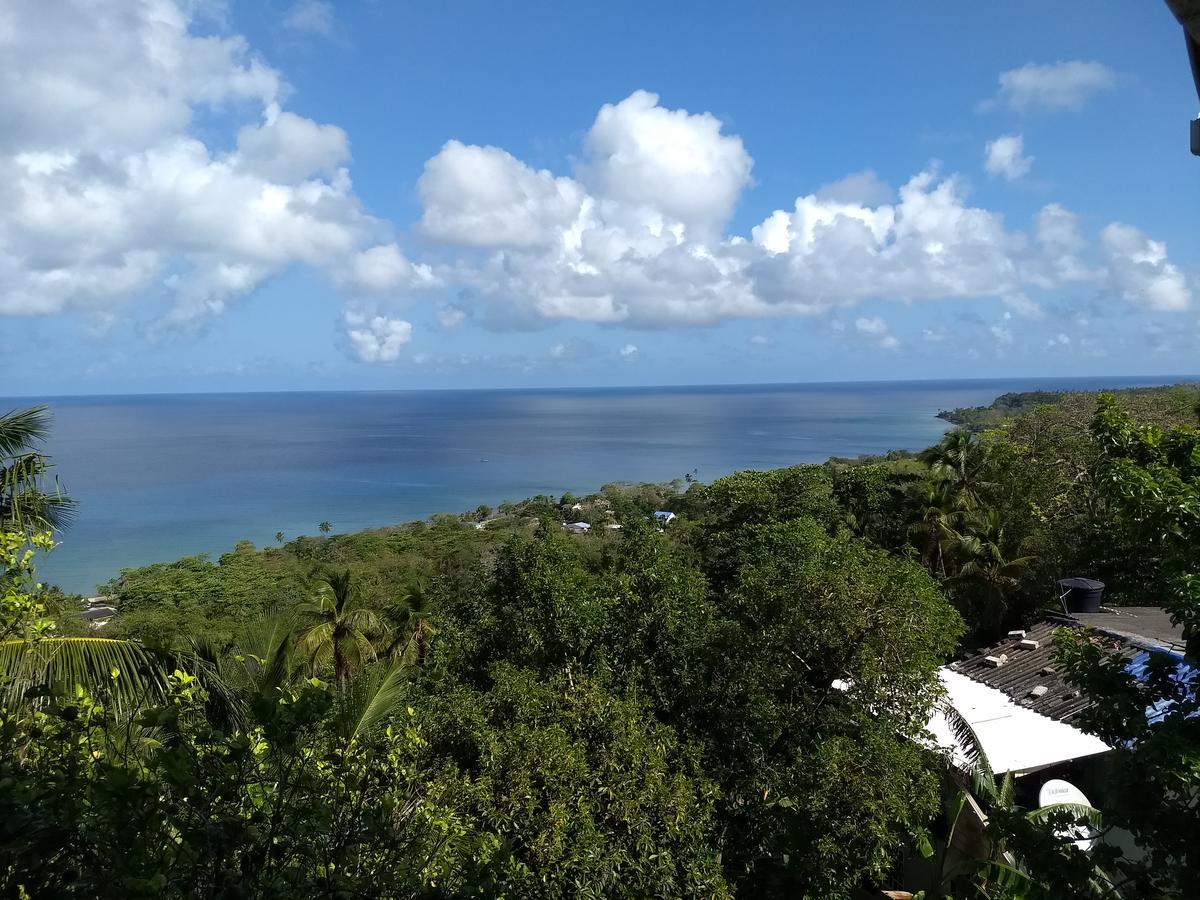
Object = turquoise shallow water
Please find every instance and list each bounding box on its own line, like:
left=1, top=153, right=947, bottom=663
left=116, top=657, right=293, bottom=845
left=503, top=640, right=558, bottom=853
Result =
left=3, top=376, right=1180, bottom=593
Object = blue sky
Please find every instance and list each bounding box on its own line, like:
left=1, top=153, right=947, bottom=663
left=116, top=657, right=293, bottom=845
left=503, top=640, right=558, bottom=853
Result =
left=3, top=0, right=1198, bottom=395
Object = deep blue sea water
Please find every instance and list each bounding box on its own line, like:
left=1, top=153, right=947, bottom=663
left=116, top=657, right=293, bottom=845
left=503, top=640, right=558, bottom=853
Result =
left=3, top=377, right=1183, bottom=594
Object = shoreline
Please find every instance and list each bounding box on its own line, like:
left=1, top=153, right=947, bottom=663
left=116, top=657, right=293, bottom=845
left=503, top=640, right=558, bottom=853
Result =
left=35, top=377, right=1191, bottom=594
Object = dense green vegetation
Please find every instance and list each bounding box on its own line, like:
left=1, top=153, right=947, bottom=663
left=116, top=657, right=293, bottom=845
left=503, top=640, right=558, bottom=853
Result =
left=938, top=382, right=1200, bottom=432
left=3, top=384, right=1200, bottom=897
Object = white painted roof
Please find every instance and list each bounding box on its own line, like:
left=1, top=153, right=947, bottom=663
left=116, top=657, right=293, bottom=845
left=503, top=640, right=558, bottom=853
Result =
left=926, top=669, right=1110, bottom=775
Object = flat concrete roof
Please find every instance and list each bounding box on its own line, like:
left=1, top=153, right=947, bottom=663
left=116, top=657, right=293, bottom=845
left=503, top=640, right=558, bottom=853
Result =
left=1072, top=607, right=1185, bottom=651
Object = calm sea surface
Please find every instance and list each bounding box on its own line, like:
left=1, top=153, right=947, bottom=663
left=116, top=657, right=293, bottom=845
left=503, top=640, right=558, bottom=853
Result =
left=3, top=377, right=1180, bottom=593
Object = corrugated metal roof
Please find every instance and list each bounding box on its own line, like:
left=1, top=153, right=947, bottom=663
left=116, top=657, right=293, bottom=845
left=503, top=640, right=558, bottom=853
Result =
left=927, top=670, right=1111, bottom=775
left=952, top=613, right=1197, bottom=729
left=929, top=609, right=1199, bottom=777
left=949, top=619, right=1119, bottom=725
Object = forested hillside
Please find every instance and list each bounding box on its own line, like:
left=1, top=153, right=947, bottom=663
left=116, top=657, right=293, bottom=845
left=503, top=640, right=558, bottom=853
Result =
left=938, top=382, right=1200, bottom=432
left=3, top=385, right=1199, bottom=897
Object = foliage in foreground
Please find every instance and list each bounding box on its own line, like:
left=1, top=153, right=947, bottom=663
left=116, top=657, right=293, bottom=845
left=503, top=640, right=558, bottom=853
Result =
left=6, top=383, right=1200, bottom=897
left=0, top=535, right=730, bottom=898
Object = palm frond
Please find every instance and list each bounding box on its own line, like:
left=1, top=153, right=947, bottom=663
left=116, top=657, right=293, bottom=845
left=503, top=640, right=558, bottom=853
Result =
left=1026, top=802, right=1103, bottom=830
left=1, top=453, right=77, bottom=532
left=971, top=859, right=1034, bottom=895
left=342, top=628, right=378, bottom=671
left=298, top=621, right=336, bottom=666
left=335, top=663, right=412, bottom=745
left=0, top=407, right=51, bottom=457
left=0, top=637, right=171, bottom=712
left=231, top=613, right=301, bottom=697
left=252, top=630, right=299, bottom=698
left=997, top=772, right=1015, bottom=811
left=344, top=606, right=387, bottom=635
left=167, top=643, right=248, bottom=729
left=941, top=702, right=990, bottom=772
left=938, top=700, right=1001, bottom=806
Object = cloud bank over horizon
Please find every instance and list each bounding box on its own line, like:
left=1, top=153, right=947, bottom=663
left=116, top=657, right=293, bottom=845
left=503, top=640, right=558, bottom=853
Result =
left=0, top=1, right=1193, bottom=369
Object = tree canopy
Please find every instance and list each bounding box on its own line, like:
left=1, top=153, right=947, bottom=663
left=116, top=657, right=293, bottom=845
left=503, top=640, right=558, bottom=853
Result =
left=5, top=384, right=1200, bottom=896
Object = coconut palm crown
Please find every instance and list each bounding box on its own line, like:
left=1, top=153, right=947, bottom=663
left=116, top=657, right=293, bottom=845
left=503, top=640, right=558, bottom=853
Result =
left=296, top=569, right=386, bottom=685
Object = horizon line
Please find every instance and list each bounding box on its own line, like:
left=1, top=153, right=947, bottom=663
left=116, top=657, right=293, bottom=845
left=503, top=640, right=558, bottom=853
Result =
left=3, top=373, right=1197, bottom=402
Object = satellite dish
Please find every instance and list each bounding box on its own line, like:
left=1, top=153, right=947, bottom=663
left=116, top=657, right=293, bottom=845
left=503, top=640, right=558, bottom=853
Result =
left=1038, top=779, right=1097, bottom=852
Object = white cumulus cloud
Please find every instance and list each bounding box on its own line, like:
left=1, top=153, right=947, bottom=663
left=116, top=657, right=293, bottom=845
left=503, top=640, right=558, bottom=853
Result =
left=0, top=0, right=411, bottom=330
left=338, top=243, right=438, bottom=295
left=547, top=338, right=595, bottom=361
left=855, top=316, right=899, bottom=350
left=0, top=11, right=1190, bottom=360
left=235, top=111, right=349, bottom=183
left=283, top=0, right=334, bottom=35
left=1101, top=223, right=1192, bottom=312
left=580, top=90, right=752, bottom=240
left=989, top=314, right=1014, bottom=345
left=988, top=60, right=1116, bottom=112
left=438, top=305, right=467, bottom=328
left=984, top=134, right=1033, bottom=180
left=343, top=311, right=412, bottom=362
left=417, top=141, right=587, bottom=248
left=410, top=94, right=1191, bottom=332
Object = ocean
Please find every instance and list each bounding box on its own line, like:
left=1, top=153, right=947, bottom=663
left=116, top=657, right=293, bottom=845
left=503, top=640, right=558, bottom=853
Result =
left=4, top=376, right=1180, bottom=594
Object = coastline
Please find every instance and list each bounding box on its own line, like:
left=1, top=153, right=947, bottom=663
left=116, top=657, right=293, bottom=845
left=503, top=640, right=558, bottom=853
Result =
left=28, top=375, right=1189, bottom=594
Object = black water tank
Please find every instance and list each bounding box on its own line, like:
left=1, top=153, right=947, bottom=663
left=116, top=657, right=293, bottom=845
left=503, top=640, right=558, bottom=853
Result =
left=1059, top=577, right=1105, bottom=613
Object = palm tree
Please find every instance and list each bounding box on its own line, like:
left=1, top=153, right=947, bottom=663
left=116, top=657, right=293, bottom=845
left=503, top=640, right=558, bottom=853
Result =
left=920, top=428, right=994, bottom=505
left=0, top=411, right=189, bottom=719
left=908, top=480, right=967, bottom=579
left=0, top=406, right=76, bottom=534
left=212, top=614, right=302, bottom=703
left=275, top=531, right=285, bottom=545
left=333, top=661, right=412, bottom=748
left=946, top=508, right=1034, bottom=632
left=0, top=635, right=174, bottom=713
left=319, top=521, right=331, bottom=535
left=296, top=570, right=386, bottom=686
left=923, top=704, right=1109, bottom=897
left=384, top=579, right=438, bottom=668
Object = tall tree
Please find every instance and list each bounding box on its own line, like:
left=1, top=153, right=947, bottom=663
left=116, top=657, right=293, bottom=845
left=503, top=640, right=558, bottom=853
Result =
left=908, top=479, right=968, bottom=578
left=0, top=406, right=76, bottom=534
left=946, top=507, right=1034, bottom=634
left=384, top=579, right=438, bottom=668
left=1048, top=395, right=1200, bottom=897
left=296, top=570, right=386, bottom=686
left=319, top=521, right=331, bottom=535
left=920, top=427, right=994, bottom=505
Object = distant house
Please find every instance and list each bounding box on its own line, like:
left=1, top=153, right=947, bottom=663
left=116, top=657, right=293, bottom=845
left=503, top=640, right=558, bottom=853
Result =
left=605, top=523, right=622, bottom=530
left=570, top=503, right=584, bottom=512
left=81, top=605, right=118, bottom=629
left=653, top=510, right=676, bottom=526
left=563, top=521, right=591, bottom=534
